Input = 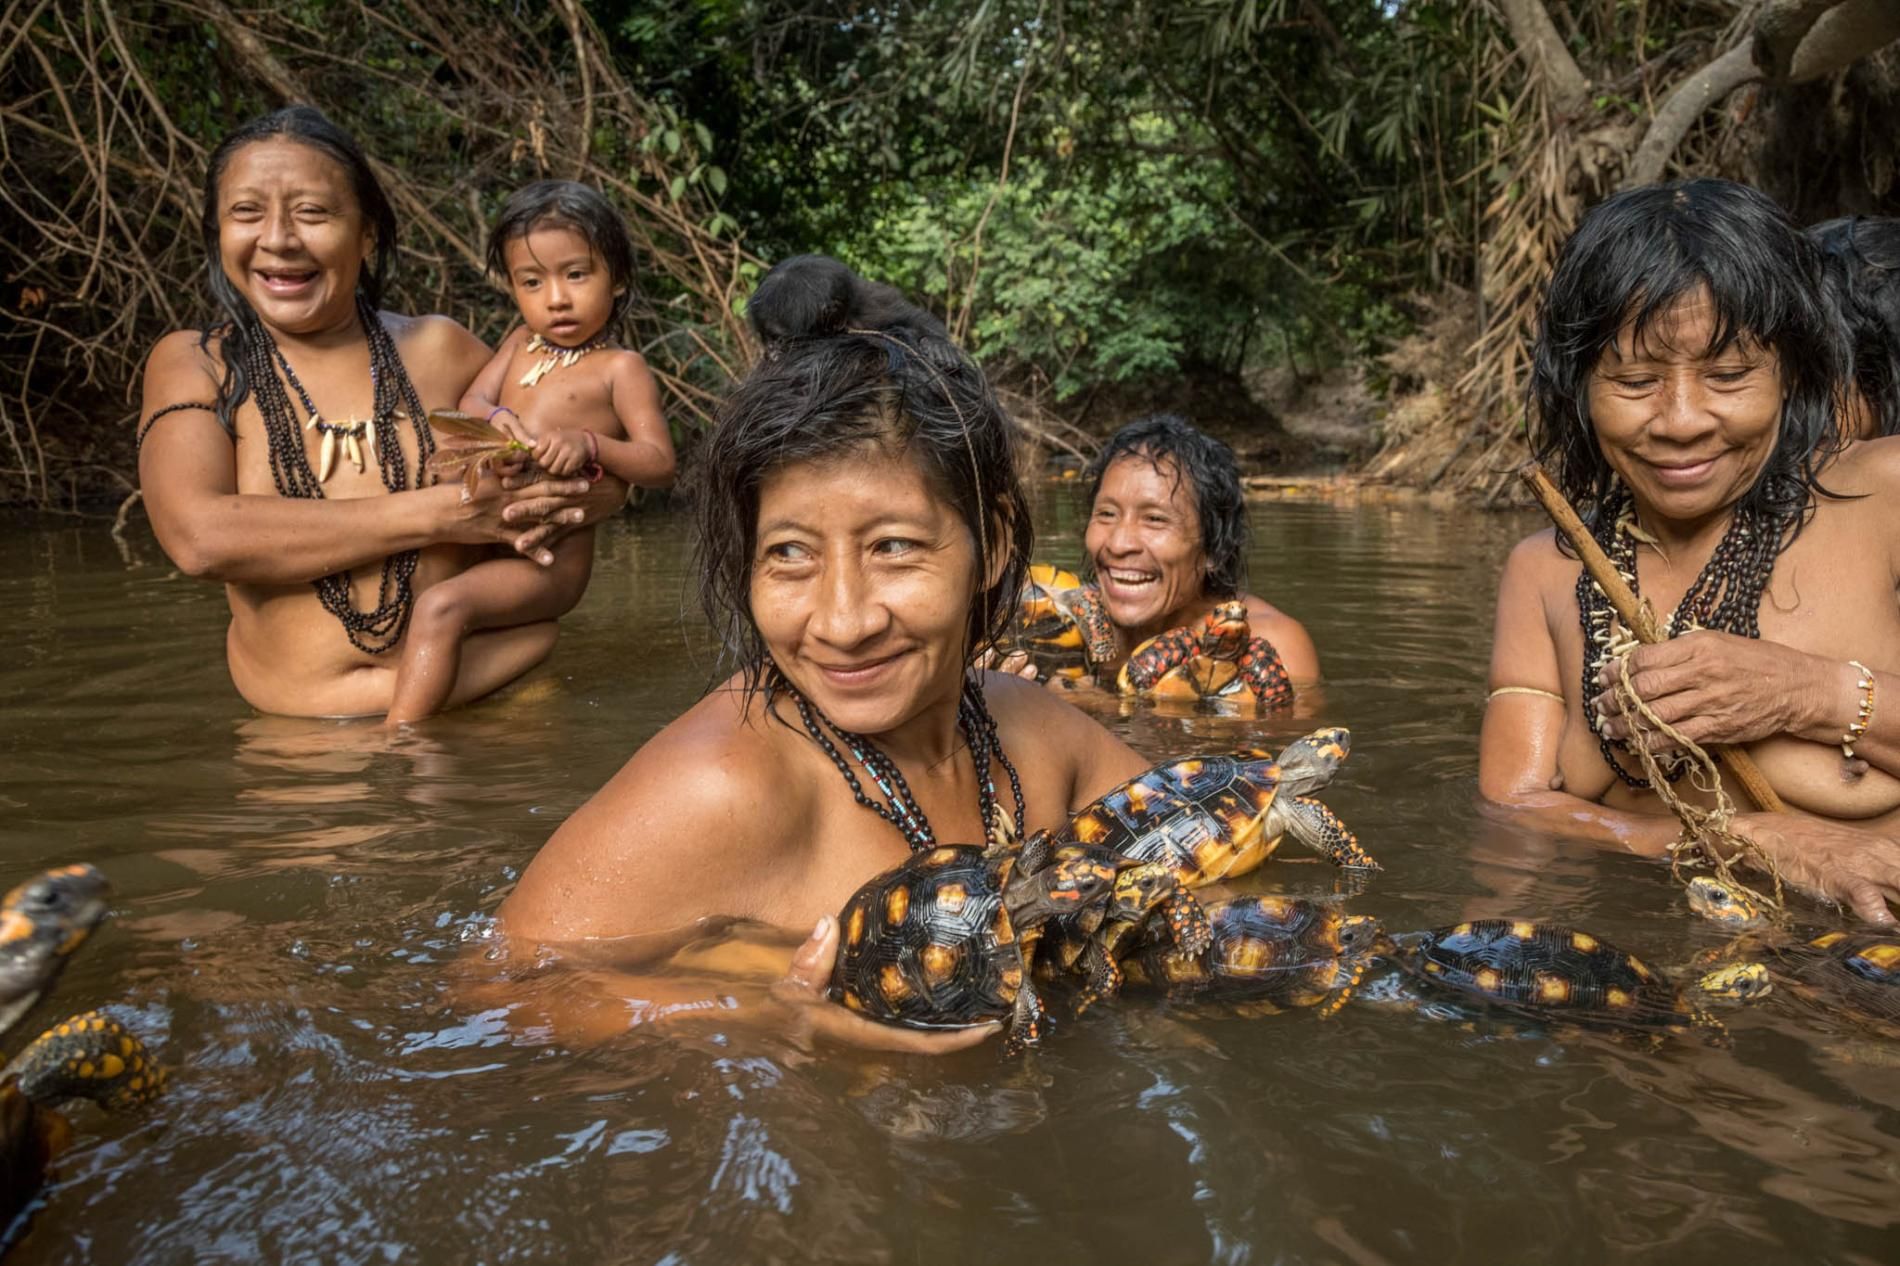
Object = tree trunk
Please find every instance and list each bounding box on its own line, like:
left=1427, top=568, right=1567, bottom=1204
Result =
left=1493, top=0, right=1591, bottom=111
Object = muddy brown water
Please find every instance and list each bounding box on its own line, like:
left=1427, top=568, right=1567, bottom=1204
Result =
left=2, top=498, right=1897, bottom=1265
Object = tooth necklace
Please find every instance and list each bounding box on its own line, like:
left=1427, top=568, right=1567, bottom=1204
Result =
left=271, top=344, right=375, bottom=483
left=518, top=332, right=606, bottom=388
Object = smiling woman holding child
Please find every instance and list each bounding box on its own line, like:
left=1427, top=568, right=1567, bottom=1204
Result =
left=386, top=181, right=677, bottom=726
left=137, top=107, right=630, bottom=719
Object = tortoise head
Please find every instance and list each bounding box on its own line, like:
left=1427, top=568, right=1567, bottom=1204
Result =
left=0, top=865, right=111, bottom=1041
left=1685, top=876, right=1769, bottom=929
left=1336, top=914, right=1384, bottom=958
left=1272, top=727, right=1352, bottom=793
left=1200, top=601, right=1250, bottom=656
left=1695, top=961, right=1773, bottom=1003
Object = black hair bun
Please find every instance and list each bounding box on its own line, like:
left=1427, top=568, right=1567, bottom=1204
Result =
left=749, top=254, right=952, bottom=354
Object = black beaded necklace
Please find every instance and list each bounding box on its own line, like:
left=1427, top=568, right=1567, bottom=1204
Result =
left=1578, top=488, right=1794, bottom=789
left=244, top=295, right=435, bottom=654
left=787, top=675, right=1026, bottom=852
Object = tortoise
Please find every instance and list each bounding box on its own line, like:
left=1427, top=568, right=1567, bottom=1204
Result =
left=1116, top=600, right=1293, bottom=711
left=1063, top=727, right=1376, bottom=882
left=1121, top=895, right=1383, bottom=1018
left=1686, top=876, right=1900, bottom=1036
left=997, top=564, right=1116, bottom=681
left=1374, top=919, right=1726, bottom=1040
left=829, top=828, right=1212, bottom=1052
left=2, top=866, right=166, bottom=1230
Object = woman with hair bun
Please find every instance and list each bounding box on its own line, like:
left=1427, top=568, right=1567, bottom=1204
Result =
left=500, top=255, right=1152, bottom=1049
left=137, top=105, right=625, bottom=718
left=1481, top=179, right=1900, bottom=923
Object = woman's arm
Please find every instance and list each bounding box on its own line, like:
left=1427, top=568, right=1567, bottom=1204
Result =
left=1478, top=533, right=1684, bottom=856
left=457, top=326, right=526, bottom=423
left=1588, top=633, right=1900, bottom=782
left=594, top=350, right=677, bottom=489
left=137, top=331, right=508, bottom=583
left=497, top=710, right=1000, bottom=1050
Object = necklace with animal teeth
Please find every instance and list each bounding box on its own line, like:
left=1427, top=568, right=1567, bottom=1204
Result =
left=250, top=295, right=434, bottom=654
left=272, top=344, right=378, bottom=484
left=518, top=332, right=606, bottom=388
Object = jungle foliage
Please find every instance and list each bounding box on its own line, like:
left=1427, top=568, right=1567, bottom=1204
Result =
left=2, top=2, right=1899, bottom=506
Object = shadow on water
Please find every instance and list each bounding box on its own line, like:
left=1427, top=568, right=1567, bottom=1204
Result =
left=1, top=503, right=1897, bottom=1263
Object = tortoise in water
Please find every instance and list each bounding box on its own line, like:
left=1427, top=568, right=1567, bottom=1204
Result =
left=2, top=866, right=166, bottom=1229
left=1121, top=895, right=1382, bottom=1018
left=1116, top=600, right=1293, bottom=711
left=1686, top=876, right=1900, bottom=1036
left=997, top=564, right=1116, bottom=681
left=1063, top=727, right=1376, bottom=882
left=1375, top=919, right=1726, bottom=1039
left=830, top=830, right=1212, bottom=1052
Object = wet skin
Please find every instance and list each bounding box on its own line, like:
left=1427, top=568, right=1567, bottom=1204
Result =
left=1481, top=288, right=1900, bottom=921
left=498, top=443, right=1151, bottom=1050
left=1084, top=453, right=1319, bottom=681
left=138, top=138, right=622, bottom=717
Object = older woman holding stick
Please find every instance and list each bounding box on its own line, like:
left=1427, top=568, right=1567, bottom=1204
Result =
left=1480, top=178, right=1900, bottom=924
left=137, top=106, right=623, bottom=718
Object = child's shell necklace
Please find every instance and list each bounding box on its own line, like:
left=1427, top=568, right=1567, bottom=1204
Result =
left=519, top=333, right=606, bottom=388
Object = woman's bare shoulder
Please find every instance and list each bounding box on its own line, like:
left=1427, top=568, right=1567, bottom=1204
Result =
left=139, top=326, right=221, bottom=406
left=1499, top=527, right=1574, bottom=593
left=502, top=687, right=807, bottom=941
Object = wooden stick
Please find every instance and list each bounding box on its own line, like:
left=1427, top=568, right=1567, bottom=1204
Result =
left=1520, top=464, right=1787, bottom=815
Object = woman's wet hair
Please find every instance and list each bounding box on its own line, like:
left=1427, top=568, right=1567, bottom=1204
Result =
left=485, top=180, right=637, bottom=324
left=198, top=105, right=398, bottom=433
left=1809, top=216, right=1900, bottom=438
left=694, top=255, right=1030, bottom=692
left=1084, top=414, right=1247, bottom=598
left=1530, top=178, right=1848, bottom=529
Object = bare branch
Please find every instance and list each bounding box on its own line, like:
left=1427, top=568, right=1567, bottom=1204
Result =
left=1620, top=43, right=1762, bottom=189
left=1493, top=0, right=1590, bottom=111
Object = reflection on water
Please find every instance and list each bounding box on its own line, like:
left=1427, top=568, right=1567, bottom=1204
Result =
left=2, top=499, right=1898, bottom=1263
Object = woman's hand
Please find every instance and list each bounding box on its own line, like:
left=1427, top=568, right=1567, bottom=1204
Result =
left=770, top=915, right=1001, bottom=1054
left=975, top=645, right=1040, bottom=681
left=1591, top=630, right=1831, bottom=752
left=1733, top=812, right=1900, bottom=924
left=499, top=469, right=628, bottom=565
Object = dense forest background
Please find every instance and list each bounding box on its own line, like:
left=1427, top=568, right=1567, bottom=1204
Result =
left=2, top=0, right=1898, bottom=508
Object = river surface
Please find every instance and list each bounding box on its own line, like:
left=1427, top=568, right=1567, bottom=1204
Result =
left=2, top=496, right=1897, bottom=1265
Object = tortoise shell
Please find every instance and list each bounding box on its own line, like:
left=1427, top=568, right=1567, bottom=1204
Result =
left=830, top=846, right=1025, bottom=1034
left=1771, top=930, right=1900, bottom=1030
left=1123, top=896, right=1381, bottom=1016
left=999, top=565, right=1114, bottom=681
left=1065, top=751, right=1283, bottom=888
left=1393, top=920, right=1717, bottom=1033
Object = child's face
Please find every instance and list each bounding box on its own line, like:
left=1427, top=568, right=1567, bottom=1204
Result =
left=504, top=225, right=622, bottom=346
left=217, top=139, right=372, bottom=336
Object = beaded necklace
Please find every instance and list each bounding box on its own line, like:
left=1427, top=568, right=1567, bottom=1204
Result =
left=787, top=676, right=1026, bottom=852
left=518, top=332, right=607, bottom=388
left=247, top=295, right=435, bottom=654
left=1578, top=488, right=1793, bottom=789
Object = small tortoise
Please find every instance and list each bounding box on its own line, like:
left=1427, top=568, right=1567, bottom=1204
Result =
left=1, top=866, right=165, bottom=1229
left=1122, top=895, right=1382, bottom=1018
left=998, top=564, right=1116, bottom=681
left=830, top=830, right=1212, bottom=1052
left=1687, top=876, right=1900, bottom=1035
left=1117, top=600, right=1293, bottom=711
left=1376, top=919, right=1725, bottom=1039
